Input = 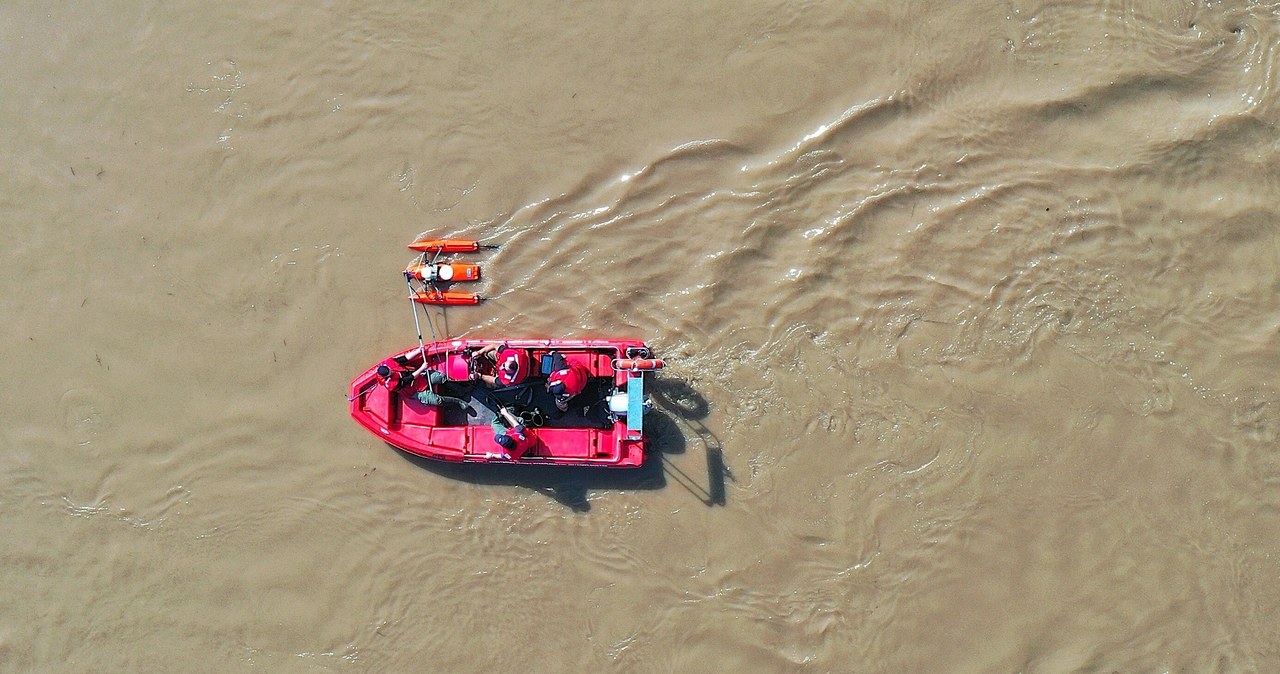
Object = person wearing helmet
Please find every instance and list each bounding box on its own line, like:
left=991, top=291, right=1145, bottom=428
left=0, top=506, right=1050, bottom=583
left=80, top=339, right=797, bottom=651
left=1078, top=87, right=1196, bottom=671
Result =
left=373, top=346, right=431, bottom=391
left=488, top=407, right=535, bottom=460
left=546, top=355, right=589, bottom=412
left=376, top=356, right=470, bottom=413
left=471, top=342, right=532, bottom=388
left=374, top=361, right=417, bottom=391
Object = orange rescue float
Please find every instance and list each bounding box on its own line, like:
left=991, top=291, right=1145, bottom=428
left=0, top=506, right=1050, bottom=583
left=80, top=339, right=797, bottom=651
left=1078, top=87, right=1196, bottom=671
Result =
left=411, top=289, right=483, bottom=306
left=407, top=238, right=495, bottom=253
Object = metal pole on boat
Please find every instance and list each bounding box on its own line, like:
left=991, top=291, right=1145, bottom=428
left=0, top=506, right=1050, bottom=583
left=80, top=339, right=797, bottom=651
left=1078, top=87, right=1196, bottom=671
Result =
left=405, top=274, right=435, bottom=395
left=346, top=380, right=376, bottom=402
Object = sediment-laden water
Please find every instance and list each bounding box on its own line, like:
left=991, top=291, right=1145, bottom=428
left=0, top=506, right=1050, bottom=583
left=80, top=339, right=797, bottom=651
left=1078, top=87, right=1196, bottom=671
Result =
left=4, top=1, right=1280, bottom=670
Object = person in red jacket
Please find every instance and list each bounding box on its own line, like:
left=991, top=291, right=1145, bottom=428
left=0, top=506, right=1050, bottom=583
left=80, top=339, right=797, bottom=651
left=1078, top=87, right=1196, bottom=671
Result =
left=375, top=355, right=470, bottom=413
left=374, top=361, right=416, bottom=391
left=489, top=407, right=535, bottom=460
left=546, top=356, right=589, bottom=412
left=471, top=342, right=532, bottom=388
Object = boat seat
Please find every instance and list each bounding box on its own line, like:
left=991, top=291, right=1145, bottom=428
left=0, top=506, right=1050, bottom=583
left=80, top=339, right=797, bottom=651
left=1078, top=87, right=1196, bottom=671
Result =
left=543, top=428, right=602, bottom=459
left=444, top=353, right=472, bottom=381
left=366, top=384, right=396, bottom=425
left=562, top=352, right=612, bottom=377
left=400, top=393, right=442, bottom=427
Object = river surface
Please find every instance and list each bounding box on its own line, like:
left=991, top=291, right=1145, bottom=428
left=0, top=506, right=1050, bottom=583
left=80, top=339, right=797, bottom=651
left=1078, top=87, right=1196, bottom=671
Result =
left=4, top=1, right=1280, bottom=671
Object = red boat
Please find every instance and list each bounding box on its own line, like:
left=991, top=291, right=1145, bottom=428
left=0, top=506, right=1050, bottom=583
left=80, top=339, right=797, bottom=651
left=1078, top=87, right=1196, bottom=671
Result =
left=349, top=339, right=662, bottom=467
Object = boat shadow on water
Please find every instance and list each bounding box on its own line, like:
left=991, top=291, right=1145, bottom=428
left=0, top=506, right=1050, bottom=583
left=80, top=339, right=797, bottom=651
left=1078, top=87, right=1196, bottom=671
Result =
left=392, top=377, right=730, bottom=512
left=648, top=377, right=731, bottom=508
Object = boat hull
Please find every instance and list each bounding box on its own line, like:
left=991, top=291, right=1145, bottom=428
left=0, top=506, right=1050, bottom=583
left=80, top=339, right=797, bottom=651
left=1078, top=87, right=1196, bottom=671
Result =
left=349, top=339, right=655, bottom=467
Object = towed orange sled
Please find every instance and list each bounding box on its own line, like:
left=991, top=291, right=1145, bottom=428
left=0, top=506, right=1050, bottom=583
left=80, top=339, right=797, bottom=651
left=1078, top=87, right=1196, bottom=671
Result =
left=405, top=261, right=481, bottom=283
left=407, top=237, right=498, bottom=254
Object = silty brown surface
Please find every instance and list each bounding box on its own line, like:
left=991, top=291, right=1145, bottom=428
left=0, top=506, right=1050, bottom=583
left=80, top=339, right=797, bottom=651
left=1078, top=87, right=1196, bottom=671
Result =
left=3, top=1, right=1279, bottom=671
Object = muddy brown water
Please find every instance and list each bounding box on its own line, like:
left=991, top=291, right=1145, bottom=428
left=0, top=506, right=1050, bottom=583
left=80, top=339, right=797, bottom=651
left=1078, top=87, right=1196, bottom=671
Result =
left=4, top=1, right=1280, bottom=671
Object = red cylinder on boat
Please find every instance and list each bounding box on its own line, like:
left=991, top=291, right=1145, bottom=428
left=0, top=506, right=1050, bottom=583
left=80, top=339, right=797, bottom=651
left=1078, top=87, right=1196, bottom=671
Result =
left=612, top=358, right=664, bottom=371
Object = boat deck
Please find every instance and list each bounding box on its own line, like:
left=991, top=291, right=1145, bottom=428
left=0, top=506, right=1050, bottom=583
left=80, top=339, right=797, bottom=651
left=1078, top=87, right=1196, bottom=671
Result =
left=435, top=377, right=615, bottom=430
left=350, top=339, right=652, bottom=467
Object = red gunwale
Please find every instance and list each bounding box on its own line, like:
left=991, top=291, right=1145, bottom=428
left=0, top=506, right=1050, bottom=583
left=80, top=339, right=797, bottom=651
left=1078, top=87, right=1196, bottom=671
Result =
left=349, top=338, right=653, bottom=468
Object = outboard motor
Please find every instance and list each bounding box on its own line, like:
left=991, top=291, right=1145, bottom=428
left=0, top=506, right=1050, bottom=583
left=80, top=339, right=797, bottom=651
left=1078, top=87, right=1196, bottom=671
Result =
left=608, top=391, right=653, bottom=418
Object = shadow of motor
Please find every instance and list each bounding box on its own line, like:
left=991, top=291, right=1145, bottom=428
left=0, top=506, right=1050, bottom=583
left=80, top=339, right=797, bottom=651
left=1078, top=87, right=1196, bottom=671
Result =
left=649, top=378, right=732, bottom=507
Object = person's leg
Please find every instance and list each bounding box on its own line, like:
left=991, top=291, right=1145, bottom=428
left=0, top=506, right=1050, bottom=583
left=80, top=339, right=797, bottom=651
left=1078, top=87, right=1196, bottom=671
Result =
left=426, top=370, right=471, bottom=410
left=415, top=389, right=470, bottom=411
left=440, top=394, right=471, bottom=411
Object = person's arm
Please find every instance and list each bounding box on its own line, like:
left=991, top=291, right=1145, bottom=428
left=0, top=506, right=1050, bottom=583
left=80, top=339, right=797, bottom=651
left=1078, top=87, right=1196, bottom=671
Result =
left=498, top=407, right=521, bottom=428
left=469, top=344, right=500, bottom=385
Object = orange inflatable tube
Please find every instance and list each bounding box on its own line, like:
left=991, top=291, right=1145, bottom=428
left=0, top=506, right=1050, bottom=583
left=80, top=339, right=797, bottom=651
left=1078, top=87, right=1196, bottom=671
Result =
left=407, top=238, right=492, bottom=253
left=411, top=290, right=482, bottom=305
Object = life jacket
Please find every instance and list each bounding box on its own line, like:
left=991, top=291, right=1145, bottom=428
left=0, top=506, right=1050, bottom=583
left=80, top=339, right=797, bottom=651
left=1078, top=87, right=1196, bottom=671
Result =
left=495, top=346, right=531, bottom=386
left=499, top=425, right=536, bottom=459
left=548, top=362, right=589, bottom=398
